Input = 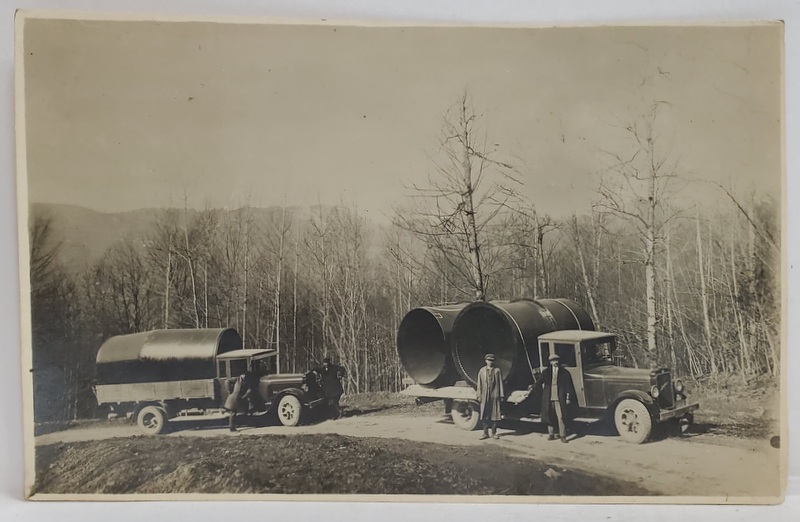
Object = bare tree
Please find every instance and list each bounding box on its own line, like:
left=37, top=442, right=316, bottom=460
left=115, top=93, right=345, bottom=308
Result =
left=595, top=101, right=682, bottom=364
left=395, top=93, right=521, bottom=301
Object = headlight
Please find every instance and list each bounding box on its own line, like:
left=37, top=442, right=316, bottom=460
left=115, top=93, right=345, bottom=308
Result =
left=674, top=379, right=684, bottom=393
left=650, top=385, right=660, bottom=398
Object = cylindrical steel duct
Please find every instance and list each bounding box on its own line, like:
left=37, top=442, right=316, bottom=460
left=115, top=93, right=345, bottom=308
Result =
left=451, top=298, right=595, bottom=389
left=396, top=304, right=468, bottom=388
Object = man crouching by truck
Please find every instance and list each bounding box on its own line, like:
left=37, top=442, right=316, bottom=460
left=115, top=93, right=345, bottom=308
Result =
left=225, top=372, right=252, bottom=432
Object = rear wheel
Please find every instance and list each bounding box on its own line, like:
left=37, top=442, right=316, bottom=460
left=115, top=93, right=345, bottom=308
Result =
left=614, top=399, right=652, bottom=444
left=137, top=405, right=169, bottom=435
left=277, top=395, right=302, bottom=427
left=452, top=400, right=480, bottom=431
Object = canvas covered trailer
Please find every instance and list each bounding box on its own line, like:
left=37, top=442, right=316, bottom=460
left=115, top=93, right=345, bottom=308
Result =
left=94, top=328, right=243, bottom=405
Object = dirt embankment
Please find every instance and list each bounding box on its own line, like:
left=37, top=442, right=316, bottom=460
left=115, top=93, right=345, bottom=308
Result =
left=33, top=434, right=649, bottom=496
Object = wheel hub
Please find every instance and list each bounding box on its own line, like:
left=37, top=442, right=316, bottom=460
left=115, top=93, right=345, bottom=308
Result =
left=620, top=408, right=640, bottom=432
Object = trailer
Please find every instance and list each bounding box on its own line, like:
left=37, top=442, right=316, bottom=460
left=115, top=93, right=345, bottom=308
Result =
left=398, top=299, right=699, bottom=443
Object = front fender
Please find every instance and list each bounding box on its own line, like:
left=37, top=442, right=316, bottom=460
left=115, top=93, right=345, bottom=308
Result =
left=609, top=390, right=657, bottom=416
left=273, top=387, right=322, bottom=407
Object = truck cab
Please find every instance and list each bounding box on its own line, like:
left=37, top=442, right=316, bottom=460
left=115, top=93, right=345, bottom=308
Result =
left=535, top=331, right=699, bottom=443
left=215, top=349, right=325, bottom=427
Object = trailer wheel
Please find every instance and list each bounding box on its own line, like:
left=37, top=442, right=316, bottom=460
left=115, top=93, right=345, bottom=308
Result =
left=614, top=399, right=652, bottom=444
left=277, top=395, right=302, bottom=427
left=137, top=405, right=169, bottom=435
left=451, top=400, right=480, bottom=431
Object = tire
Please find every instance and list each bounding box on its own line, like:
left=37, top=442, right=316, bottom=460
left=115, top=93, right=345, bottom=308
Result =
left=614, top=399, right=653, bottom=444
left=678, top=412, right=694, bottom=435
left=137, top=405, right=169, bottom=435
left=451, top=400, right=480, bottom=431
left=277, top=395, right=303, bottom=427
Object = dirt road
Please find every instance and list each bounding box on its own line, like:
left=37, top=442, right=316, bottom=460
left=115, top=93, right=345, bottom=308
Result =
left=35, top=411, right=781, bottom=498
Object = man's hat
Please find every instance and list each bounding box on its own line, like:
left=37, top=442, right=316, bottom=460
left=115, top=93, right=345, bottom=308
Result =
left=484, top=353, right=496, bottom=361
left=549, top=353, right=560, bottom=361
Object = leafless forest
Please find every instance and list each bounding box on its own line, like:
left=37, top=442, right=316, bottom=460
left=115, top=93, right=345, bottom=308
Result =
left=28, top=95, right=779, bottom=422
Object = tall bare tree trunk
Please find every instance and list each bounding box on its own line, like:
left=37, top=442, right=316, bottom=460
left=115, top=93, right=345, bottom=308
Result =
left=696, top=213, right=716, bottom=376
left=535, top=213, right=548, bottom=297
left=164, top=249, right=171, bottom=328
left=645, top=173, right=657, bottom=365
left=275, top=205, right=288, bottom=373
left=664, top=225, right=678, bottom=372
left=572, top=214, right=599, bottom=324
left=182, top=207, right=201, bottom=328
left=203, top=259, right=208, bottom=328
left=592, top=209, right=603, bottom=291
left=458, top=101, right=486, bottom=300
left=293, top=226, right=299, bottom=374
left=242, top=226, right=249, bottom=348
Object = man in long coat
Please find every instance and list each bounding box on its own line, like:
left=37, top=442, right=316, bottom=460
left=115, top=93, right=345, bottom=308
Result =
left=537, top=353, right=577, bottom=442
left=320, top=357, right=346, bottom=420
left=477, top=353, right=504, bottom=440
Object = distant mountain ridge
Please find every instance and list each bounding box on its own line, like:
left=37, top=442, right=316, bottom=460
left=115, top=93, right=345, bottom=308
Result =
left=28, top=202, right=322, bottom=273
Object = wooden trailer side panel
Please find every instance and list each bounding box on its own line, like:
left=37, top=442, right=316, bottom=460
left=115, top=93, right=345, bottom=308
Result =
left=96, top=379, right=216, bottom=404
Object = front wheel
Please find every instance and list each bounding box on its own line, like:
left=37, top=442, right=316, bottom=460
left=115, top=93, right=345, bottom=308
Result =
left=277, top=395, right=303, bottom=427
left=614, top=399, right=652, bottom=444
left=451, top=400, right=480, bottom=431
left=137, top=405, right=169, bottom=435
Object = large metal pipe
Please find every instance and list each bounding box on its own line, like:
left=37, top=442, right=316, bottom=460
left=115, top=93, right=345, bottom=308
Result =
left=396, top=304, right=468, bottom=388
left=451, top=299, right=595, bottom=388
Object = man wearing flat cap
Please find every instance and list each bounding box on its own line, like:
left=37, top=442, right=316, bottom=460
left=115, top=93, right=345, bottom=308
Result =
left=319, top=356, right=346, bottom=420
left=477, top=353, right=504, bottom=440
left=536, top=352, right=577, bottom=442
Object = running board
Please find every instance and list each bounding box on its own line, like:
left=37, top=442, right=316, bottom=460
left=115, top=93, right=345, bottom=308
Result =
left=515, top=416, right=602, bottom=424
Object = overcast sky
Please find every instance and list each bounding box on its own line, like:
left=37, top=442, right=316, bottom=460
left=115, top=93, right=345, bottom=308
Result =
left=22, top=19, right=782, bottom=221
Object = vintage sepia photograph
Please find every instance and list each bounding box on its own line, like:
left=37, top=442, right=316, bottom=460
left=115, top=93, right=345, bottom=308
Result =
left=15, top=12, right=785, bottom=501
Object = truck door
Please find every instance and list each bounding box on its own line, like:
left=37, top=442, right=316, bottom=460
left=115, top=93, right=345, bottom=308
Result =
left=580, top=341, right=609, bottom=409
left=216, top=360, right=232, bottom=404
left=539, top=342, right=587, bottom=409
left=554, top=342, right=586, bottom=408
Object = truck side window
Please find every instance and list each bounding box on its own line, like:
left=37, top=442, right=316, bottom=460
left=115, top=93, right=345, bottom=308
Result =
left=229, top=359, right=247, bottom=377
left=554, top=343, right=577, bottom=367
left=217, top=361, right=227, bottom=378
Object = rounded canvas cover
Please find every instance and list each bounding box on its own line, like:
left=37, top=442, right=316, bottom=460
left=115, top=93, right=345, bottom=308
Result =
left=95, top=328, right=242, bottom=385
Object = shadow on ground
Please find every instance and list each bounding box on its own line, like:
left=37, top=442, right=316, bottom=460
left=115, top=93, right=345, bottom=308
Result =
left=437, top=416, right=713, bottom=444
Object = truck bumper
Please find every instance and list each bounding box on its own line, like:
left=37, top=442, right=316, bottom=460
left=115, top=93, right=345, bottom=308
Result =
left=657, top=402, right=699, bottom=422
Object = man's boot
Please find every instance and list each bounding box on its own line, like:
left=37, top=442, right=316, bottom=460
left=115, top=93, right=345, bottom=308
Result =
left=229, top=414, right=237, bottom=432
left=492, top=426, right=500, bottom=440
left=479, top=427, right=490, bottom=440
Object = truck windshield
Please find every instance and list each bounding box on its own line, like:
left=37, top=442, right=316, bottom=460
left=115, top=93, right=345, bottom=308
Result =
left=582, top=340, right=614, bottom=366
left=252, top=357, right=274, bottom=376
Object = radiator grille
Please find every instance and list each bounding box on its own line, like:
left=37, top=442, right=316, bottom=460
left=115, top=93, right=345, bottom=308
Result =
left=656, top=371, right=674, bottom=409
